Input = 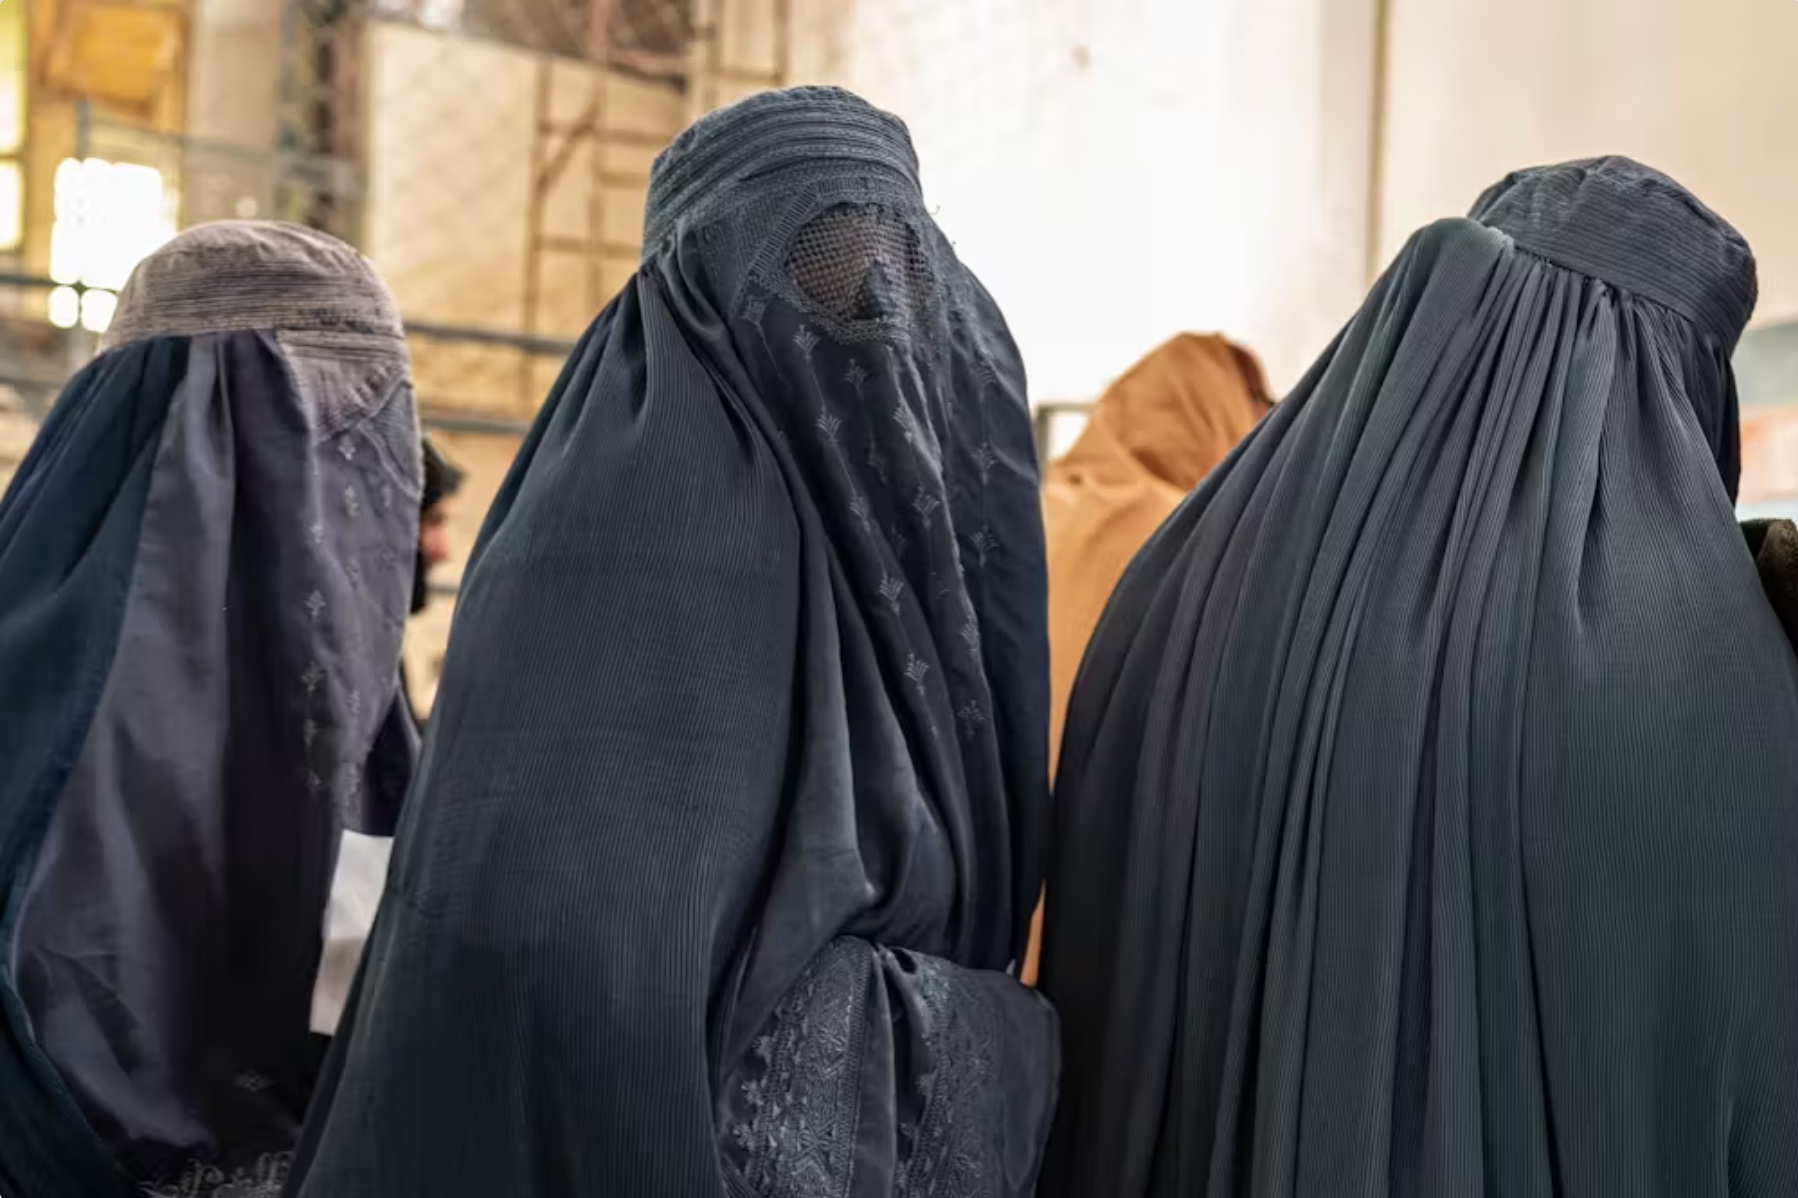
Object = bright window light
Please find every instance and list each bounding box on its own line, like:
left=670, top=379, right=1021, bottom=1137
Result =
left=47, top=285, right=80, bottom=329
left=80, top=288, right=119, bottom=333
left=50, top=158, right=176, bottom=292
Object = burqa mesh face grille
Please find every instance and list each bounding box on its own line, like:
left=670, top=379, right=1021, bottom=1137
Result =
left=785, top=203, right=935, bottom=326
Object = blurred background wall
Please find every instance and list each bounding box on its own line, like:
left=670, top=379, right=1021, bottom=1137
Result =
left=2, top=0, right=1797, bottom=704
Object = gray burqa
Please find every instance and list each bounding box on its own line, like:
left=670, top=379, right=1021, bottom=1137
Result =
left=1039, top=158, right=1798, bottom=1197
left=289, top=87, right=1057, bottom=1198
left=0, top=222, right=419, bottom=1198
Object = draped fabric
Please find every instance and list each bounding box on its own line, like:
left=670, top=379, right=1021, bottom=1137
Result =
left=1043, top=333, right=1270, bottom=771
left=290, top=87, right=1057, bottom=1198
left=1023, top=334, right=1269, bottom=985
left=0, top=222, right=419, bottom=1198
left=1039, top=158, right=1798, bottom=1197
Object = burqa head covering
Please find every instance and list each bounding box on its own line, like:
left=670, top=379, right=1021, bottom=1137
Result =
left=1039, top=157, right=1798, bottom=1197
left=289, top=87, right=1057, bottom=1198
left=0, top=221, right=419, bottom=1198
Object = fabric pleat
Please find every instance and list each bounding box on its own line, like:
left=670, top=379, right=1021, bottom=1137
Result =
left=1023, top=333, right=1270, bottom=984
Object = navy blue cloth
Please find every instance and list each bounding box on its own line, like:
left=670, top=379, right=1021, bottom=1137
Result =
left=0, top=338, right=183, bottom=1198
left=1039, top=158, right=1798, bottom=1196
left=291, top=87, right=1057, bottom=1198
left=0, top=223, right=418, bottom=1198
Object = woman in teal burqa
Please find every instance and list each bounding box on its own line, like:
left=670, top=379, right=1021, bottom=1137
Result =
left=1040, top=158, right=1798, bottom=1197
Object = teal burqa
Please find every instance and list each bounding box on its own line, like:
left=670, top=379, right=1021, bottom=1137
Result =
left=1040, top=158, right=1798, bottom=1197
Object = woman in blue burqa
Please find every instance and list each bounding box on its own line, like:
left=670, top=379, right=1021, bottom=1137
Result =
left=1038, top=158, right=1798, bottom=1196
left=288, top=87, right=1058, bottom=1198
left=0, top=222, right=420, bottom=1197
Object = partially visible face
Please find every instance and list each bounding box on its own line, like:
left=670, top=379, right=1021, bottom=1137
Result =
left=420, top=501, right=454, bottom=571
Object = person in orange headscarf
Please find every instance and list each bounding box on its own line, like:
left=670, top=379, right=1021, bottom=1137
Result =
left=1023, top=332, right=1272, bottom=983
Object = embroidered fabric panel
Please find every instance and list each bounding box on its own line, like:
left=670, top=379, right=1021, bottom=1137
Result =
left=296, top=388, right=417, bottom=835
left=741, top=200, right=1010, bottom=766
left=725, top=940, right=869, bottom=1198
left=724, top=943, right=1043, bottom=1198
left=141, top=1150, right=291, bottom=1198
left=895, top=955, right=998, bottom=1198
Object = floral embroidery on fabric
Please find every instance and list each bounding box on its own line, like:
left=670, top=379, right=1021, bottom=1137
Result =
left=878, top=574, right=906, bottom=615
left=728, top=942, right=867, bottom=1198
left=910, top=491, right=942, bottom=529
left=891, top=405, right=920, bottom=450
left=972, top=443, right=997, bottom=483
left=967, top=528, right=998, bottom=567
left=794, top=325, right=821, bottom=356
left=143, top=1151, right=291, bottom=1198
left=335, top=760, right=363, bottom=823
left=904, top=656, right=931, bottom=705
left=896, top=958, right=995, bottom=1198
left=959, top=615, right=981, bottom=657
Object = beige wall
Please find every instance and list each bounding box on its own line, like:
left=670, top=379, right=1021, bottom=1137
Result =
left=401, top=427, right=517, bottom=712
left=360, top=21, right=685, bottom=415
left=1379, top=0, right=1798, bottom=325
left=359, top=23, right=685, bottom=702
left=184, top=0, right=283, bottom=150
left=0, top=395, right=33, bottom=494
left=786, top=0, right=1798, bottom=401
left=783, top=0, right=1381, bottom=398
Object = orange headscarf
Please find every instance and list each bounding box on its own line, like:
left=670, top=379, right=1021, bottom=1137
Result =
left=1023, top=332, right=1271, bottom=983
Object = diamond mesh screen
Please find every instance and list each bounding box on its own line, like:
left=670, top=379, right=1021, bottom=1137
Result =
left=786, top=203, right=933, bottom=326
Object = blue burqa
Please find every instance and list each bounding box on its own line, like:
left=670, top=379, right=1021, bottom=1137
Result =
left=290, top=88, right=1059, bottom=1198
left=0, top=222, right=419, bottom=1197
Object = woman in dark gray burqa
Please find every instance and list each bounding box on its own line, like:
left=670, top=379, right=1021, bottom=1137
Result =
left=0, top=223, right=419, bottom=1197
left=289, top=87, right=1057, bottom=1198
left=1039, top=157, right=1798, bottom=1197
